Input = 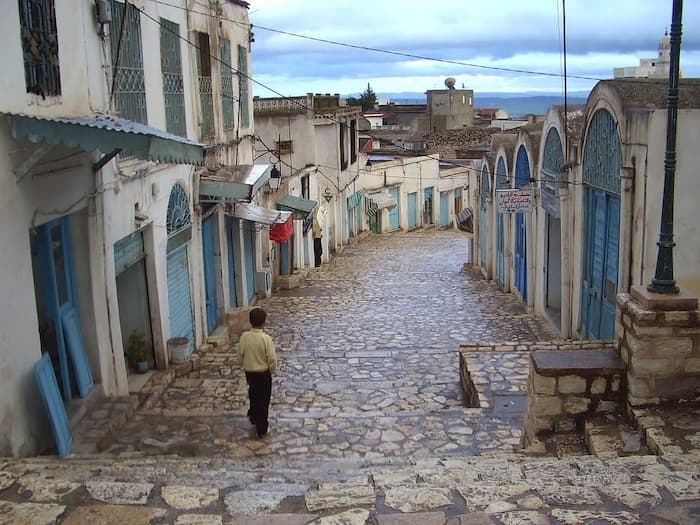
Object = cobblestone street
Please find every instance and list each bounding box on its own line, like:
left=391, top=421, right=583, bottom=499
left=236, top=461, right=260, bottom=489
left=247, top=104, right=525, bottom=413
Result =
left=3, top=230, right=699, bottom=524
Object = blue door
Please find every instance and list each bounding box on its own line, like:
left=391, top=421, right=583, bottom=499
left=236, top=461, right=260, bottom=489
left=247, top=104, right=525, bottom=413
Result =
left=243, top=220, right=256, bottom=302
left=580, top=108, right=622, bottom=340
left=34, top=216, right=93, bottom=401
left=35, top=353, right=72, bottom=457
left=480, top=166, right=490, bottom=272
left=280, top=241, right=290, bottom=276
left=423, top=187, right=433, bottom=224
left=201, top=215, right=218, bottom=334
left=167, top=244, right=195, bottom=357
left=439, top=191, right=449, bottom=228
left=388, top=187, right=400, bottom=230
left=582, top=190, right=620, bottom=339
left=496, top=214, right=505, bottom=288
left=514, top=146, right=530, bottom=299
left=407, top=192, right=417, bottom=229
left=226, top=217, right=239, bottom=307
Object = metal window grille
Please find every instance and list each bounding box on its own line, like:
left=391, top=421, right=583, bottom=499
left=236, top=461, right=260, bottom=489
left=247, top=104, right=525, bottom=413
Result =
left=196, top=31, right=214, bottom=140
left=18, top=0, right=61, bottom=97
left=582, top=109, right=622, bottom=195
left=237, top=45, right=250, bottom=128
left=219, top=38, right=235, bottom=134
left=160, top=18, right=186, bottom=137
left=543, top=127, right=565, bottom=172
left=109, top=0, right=147, bottom=123
left=167, top=183, right=191, bottom=235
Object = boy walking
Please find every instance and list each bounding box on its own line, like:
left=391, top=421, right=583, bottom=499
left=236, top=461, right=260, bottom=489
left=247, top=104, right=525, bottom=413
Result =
left=237, top=307, right=277, bottom=438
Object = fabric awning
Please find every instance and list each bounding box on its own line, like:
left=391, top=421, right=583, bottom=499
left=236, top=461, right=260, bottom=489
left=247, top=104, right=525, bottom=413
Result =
left=199, top=164, right=273, bottom=202
left=457, top=208, right=474, bottom=233
left=5, top=113, right=205, bottom=170
left=276, top=194, right=317, bottom=219
left=367, top=193, right=398, bottom=211
left=230, top=202, right=281, bottom=225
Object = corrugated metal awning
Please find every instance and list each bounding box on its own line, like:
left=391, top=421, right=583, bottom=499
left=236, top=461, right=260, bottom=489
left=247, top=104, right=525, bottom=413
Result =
left=5, top=113, right=205, bottom=168
left=276, top=194, right=317, bottom=218
left=199, top=164, right=273, bottom=202
left=230, top=202, right=281, bottom=225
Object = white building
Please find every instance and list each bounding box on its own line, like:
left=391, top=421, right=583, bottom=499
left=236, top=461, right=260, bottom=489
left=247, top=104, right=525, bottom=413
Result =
left=614, top=32, right=672, bottom=79
left=253, top=94, right=362, bottom=275
left=0, top=0, right=260, bottom=457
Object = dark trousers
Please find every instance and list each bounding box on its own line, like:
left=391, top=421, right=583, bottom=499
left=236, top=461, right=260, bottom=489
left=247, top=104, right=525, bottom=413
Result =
left=313, top=237, right=323, bottom=267
left=245, top=370, right=272, bottom=436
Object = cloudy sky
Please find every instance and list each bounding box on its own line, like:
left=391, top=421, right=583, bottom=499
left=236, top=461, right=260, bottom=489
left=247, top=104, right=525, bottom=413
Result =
left=248, top=0, right=700, bottom=99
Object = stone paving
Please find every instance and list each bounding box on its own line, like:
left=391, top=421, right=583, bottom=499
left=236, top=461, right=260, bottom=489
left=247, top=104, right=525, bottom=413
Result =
left=1, top=230, right=700, bottom=524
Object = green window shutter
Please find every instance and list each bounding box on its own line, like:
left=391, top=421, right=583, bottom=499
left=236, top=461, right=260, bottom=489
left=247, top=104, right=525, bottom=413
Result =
left=238, top=45, right=250, bottom=128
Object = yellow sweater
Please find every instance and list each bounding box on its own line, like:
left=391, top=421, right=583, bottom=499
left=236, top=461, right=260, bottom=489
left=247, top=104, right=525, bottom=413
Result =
left=237, top=328, right=277, bottom=372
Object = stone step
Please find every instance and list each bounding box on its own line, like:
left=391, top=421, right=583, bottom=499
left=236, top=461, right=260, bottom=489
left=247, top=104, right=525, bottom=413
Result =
left=2, top=450, right=700, bottom=523
left=584, top=412, right=648, bottom=459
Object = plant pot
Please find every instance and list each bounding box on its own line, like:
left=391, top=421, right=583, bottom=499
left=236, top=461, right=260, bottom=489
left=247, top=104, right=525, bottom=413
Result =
left=134, top=360, right=149, bottom=374
left=168, top=337, right=190, bottom=364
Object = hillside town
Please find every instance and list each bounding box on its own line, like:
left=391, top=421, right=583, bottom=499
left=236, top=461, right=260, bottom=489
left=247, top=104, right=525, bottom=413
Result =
left=0, top=1, right=699, bottom=524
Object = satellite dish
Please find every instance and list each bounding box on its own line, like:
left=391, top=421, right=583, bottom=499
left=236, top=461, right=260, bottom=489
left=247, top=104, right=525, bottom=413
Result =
left=445, top=77, right=456, bottom=89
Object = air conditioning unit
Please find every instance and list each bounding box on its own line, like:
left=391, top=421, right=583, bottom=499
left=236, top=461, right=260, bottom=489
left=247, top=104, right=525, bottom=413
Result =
left=255, top=268, right=272, bottom=298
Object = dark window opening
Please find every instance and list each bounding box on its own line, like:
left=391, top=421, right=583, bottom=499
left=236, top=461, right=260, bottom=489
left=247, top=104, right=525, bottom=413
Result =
left=350, top=119, right=357, bottom=164
left=340, top=122, right=348, bottom=171
left=19, top=0, right=61, bottom=97
left=276, top=140, right=293, bottom=155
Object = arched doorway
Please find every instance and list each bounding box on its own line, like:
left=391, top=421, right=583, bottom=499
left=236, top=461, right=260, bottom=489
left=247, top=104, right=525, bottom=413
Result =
left=514, top=145, right=530, bottom=300
left=166, top=183, right=195, bottom=357
left=480, top=165, right=490, bottom=273
left=541, top=127, right=565, bottom=327
left=581, top=109, right=622, bottom=340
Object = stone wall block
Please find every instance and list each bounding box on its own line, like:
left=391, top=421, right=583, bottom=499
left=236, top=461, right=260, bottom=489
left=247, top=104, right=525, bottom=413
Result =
left=533, top=396, right=562, bottom=417
left=590, top=377, right=607, bottom=395
left=632, top=324, right=676, bottom=337
left=563, top=396, right=591, bottom=415
left=533, top=373, right=557, bottom=395
left=685, top=358, right=700, bottom=374
left=626, top=376, right=653, bottom=398
left=611, top=374, right=622, bottom=392
left=555, top=418, right=577, bottom=433
left=628, top=336, right=691, bottom=358
left=558, top=375, right=587, bottom=394
left=661, top=311, right=692, bottom=324
left=629, top=357, right=673, bottom=375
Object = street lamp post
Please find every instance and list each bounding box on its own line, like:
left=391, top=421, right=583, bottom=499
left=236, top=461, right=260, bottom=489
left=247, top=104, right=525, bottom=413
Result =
left=648, top=0, right=683, bottom=294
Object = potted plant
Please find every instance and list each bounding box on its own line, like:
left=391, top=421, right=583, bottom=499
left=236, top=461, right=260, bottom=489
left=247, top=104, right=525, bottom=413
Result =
left=126, top=330, right=150, bottom=373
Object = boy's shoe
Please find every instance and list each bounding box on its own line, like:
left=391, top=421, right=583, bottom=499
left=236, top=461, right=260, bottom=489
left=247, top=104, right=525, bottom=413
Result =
left=257, top=430, right=268, bottom=438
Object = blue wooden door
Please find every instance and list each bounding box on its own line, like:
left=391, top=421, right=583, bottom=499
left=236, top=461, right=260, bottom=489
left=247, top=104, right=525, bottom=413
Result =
left=514, top=146, right=530, bottom=299
left=582, top=189, right=620, bottom=339
left=407, top=192, right=417, bottom=229
left=167, top=244, right=194, bottom=356
left=35, top=217, right=92, bottom=401
left=201, top=215, right=218, bottom=334
left=226, top=217, right=239, bottom=307
left=496, top=214, right=505, bottom=288
left=388, top=187, right=400, bottom=230
left=480, top=166, right=490, bottom=271
left=35, top=354, right=72, bottom=457
left=439, top=191, right=449, bottom=227
left=280, top=241, right=290, bottom=276
left=243, top=220, right=256, bottom=302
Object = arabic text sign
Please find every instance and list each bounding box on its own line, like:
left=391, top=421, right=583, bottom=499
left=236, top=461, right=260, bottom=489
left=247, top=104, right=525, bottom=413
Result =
left=496, top=189, right=535, bottom=213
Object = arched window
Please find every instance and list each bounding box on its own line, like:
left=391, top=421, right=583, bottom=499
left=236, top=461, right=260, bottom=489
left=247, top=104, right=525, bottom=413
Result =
left=166, top=183, right=191, bottom=236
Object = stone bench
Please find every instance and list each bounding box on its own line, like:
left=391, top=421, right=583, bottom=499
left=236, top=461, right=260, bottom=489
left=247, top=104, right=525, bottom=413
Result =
left=522, top=348, right=627, bottom=448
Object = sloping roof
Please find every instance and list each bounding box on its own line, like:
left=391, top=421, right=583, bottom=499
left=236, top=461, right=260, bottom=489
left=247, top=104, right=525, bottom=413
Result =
left=598, top=78, right=700, bottom=110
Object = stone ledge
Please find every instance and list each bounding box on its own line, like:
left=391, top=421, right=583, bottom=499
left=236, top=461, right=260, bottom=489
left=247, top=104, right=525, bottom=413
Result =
left=532, top=349, right=625, bottom=376
left=630, top=285, right=698, bottom=312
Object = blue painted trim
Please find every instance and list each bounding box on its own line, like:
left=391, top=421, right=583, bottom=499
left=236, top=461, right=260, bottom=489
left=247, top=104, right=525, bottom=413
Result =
left=35, top=354, right=72, bottom=457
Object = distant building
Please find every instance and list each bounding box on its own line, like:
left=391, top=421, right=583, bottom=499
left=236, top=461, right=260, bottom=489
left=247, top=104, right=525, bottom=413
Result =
left=614, top=31, right=673, bottom=79
left=422, top=78, right=474, bottom=131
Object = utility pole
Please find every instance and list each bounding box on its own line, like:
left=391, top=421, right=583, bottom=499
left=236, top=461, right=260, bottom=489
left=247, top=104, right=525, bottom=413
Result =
left=648, top=0, right=683, bottom=294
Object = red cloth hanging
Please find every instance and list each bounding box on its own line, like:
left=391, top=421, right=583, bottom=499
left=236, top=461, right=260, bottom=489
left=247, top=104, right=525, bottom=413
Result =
left=269, top=215, right=294, bottom=243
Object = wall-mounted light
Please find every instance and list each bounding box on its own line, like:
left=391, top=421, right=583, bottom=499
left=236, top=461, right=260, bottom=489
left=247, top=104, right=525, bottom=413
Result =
left=268, top=165, right=281, bottom=191
left=323, top=188, right=333, bottom=203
